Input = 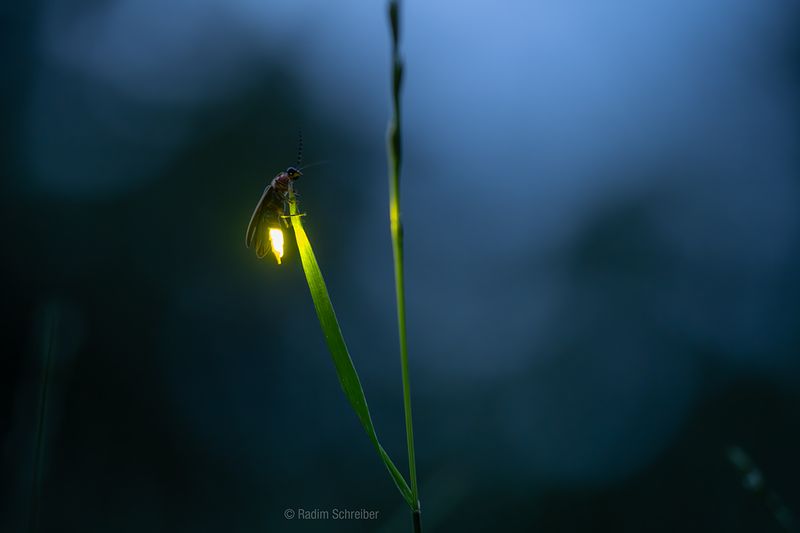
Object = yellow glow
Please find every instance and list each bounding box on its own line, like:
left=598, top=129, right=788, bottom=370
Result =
left=268, top=227, right=284, bottom=264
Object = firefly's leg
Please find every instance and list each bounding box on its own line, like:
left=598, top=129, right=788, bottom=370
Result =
left=280, top=213, right=306, bottom=228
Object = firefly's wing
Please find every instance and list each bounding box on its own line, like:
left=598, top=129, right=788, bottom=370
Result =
left=246, top=184, right=273, bottom=254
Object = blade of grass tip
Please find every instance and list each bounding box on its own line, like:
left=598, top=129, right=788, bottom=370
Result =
left=387, top=1, right=422, bottom=529
left=287, top=193, right=414, bottom=508
left=30, top=303, right=59, bottom=533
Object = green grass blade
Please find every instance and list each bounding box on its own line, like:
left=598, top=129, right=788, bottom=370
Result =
left=288, top=199, right=414, bottom=508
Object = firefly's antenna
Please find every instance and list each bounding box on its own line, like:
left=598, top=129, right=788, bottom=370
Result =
left=294, top=131, right=329, bottom=172
left=296, top=130, right=304, bottom=168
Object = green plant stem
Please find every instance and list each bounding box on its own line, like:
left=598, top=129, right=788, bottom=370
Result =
left=287, top=194, right=414, bottom=507
left=412, top=508, right=422, bottom=533
left=30, top=305, right=58, bottom=533
left=388, top=1, right=421, bottom=531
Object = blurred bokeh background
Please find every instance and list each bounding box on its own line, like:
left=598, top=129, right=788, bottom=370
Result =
left=2, top=1, right=800, bottom=531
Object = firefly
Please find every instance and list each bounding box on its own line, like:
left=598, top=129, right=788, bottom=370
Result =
left=245, top=166, right=302, bottom=262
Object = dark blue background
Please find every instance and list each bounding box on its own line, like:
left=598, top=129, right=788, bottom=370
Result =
left=2, top=1, right=799, bottom=531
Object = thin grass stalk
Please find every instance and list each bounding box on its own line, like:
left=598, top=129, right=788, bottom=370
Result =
left=30, top=304, right=59, bottom=533
left=387, top=1, right=421, bottom=530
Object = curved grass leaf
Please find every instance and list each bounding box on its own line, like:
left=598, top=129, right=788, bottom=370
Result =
left=287, top=196, right=414, bottom=508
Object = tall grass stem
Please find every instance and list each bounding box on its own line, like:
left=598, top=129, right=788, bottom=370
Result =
left=30, top=304, right=59, bottom=533
left=387, top=1, right=421, bottom=530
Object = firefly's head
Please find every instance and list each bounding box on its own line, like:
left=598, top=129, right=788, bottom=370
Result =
left=286, top=167, right=302, bottom=180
